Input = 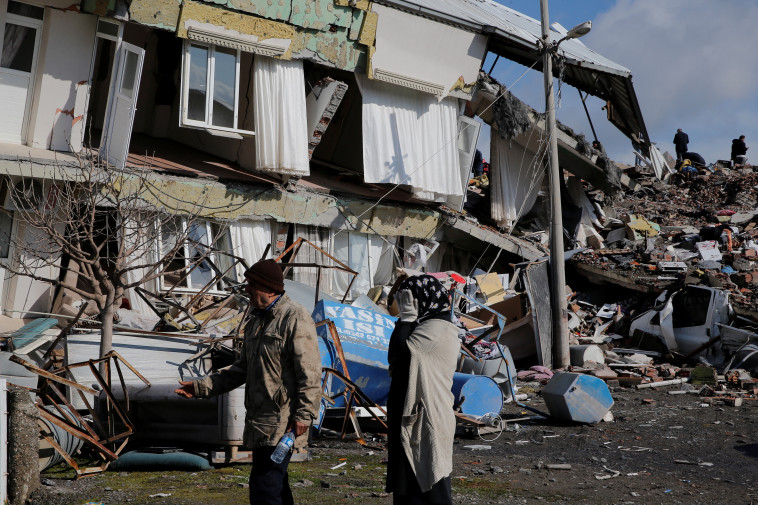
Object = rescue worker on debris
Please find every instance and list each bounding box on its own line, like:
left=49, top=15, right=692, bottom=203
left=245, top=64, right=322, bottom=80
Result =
left=731, top=135, right=749, bottom=166
left=386, top=275, right=459, bottom=505
left=673, top=128, right=689, bottom=162
left=176, top=259, right=321, bottom=505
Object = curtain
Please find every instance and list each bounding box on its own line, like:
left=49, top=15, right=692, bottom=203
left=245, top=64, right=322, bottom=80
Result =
left=229, top=219, right=273, bottom=279
left=490, top=134, right=545, bottom=230
left=292, top=225, right=333, bottom=290
left=253, top=56, right=309, bottom=175
left=332, top=231, right=385, bottom=300
left=373, top=236, right=398, bottom=287
left=356, top=74, right=461, bottom=201
left=1, top=25, right=25, bottom=68
left=124, top=220, right=156, bottom=316
left=424, top=241, right=447, bottom=274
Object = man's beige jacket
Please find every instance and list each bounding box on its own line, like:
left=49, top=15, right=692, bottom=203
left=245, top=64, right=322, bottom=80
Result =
left=194, top=294, right=321, bottom=448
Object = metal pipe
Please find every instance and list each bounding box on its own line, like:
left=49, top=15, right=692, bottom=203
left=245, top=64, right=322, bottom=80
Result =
left=578, top=90, right=599, bottom=143
left=540, top=0, right=570, bottom=369
left=636, top=378, right=690, bottom=389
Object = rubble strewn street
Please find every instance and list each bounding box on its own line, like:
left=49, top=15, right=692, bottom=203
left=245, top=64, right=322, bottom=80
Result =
left=26, top=384, right=758, bottom=505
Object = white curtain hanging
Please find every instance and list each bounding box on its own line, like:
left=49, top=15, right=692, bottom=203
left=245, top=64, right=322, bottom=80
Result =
left=332, top=231, right=385, bottom=300
left=229, top=219, right=273, bottom=279
left=373, top=236, right=397, bottom=287
left=424, top=241, right=447, bottom=274
left=254, top=56, right=309, bottom=175
left=490, top=134, right=546, bottom=230
left=356, top=74, right=461, bottom=201
left=292, top=225, right=334, bottom=290
left=124, top=220, right=156, bottom=316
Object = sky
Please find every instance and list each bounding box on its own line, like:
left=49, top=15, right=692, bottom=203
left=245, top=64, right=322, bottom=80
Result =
left=477, top=0, right=758, bottom=167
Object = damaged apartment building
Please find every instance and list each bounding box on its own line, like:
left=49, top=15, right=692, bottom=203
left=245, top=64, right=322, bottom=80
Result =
left=0, top=0, right=649, bottom=322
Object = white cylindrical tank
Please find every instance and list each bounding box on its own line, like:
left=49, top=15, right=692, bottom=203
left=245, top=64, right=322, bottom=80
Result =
left=218, top=386, right=245, bottom=444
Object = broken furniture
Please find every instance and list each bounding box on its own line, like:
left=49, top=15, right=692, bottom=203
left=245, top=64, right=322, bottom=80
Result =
left=10, top=351, right=148, bottom=477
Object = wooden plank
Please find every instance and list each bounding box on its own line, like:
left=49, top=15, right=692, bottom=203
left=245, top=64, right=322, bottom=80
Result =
left=9, top=355, right=97, bottom=395
left=474, top=273, right=506, bottom=304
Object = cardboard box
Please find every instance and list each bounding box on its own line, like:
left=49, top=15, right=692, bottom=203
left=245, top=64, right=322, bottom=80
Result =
left=470, top=293, right=524, bottom=325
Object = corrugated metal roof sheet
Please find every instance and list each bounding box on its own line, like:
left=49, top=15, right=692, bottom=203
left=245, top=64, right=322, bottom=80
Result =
left=374, top=0, right=648, bottom=148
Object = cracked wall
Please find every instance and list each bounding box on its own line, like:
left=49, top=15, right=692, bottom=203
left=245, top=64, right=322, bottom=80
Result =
left=83, top=0, right=376, bottom=72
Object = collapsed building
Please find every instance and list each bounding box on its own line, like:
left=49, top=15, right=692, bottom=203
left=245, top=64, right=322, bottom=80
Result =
left=0, top=0, right=669, bottom=499
left=0, top=0, right=648, bottom=321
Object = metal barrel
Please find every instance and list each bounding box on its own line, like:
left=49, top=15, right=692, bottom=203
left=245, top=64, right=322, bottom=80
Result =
left=451, top=373, right=504, bottom=417
left=38, top=405, right=84, bottom=471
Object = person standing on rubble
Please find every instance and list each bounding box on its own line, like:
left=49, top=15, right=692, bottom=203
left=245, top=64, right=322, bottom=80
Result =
left=386, top=275, right=459, bottom=505
left=673, top=128, right=689, bottom=162
left=472, top=149, right=484, bottom=177
left=731, top=135, right=749, bottom=166
left=175, top=259, right=321, bottom=505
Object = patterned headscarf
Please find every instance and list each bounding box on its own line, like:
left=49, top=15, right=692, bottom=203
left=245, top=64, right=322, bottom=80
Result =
left=397, top=274, right=450, bottom=320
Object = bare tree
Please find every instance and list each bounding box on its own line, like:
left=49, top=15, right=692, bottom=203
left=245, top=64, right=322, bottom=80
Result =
left=1, top=153, right=224, bottom=359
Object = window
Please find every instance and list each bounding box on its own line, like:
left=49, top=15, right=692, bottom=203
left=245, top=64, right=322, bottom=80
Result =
left=0, top=209, right=12, bottom=258
left=159, top=217, right=236, bottom=292
left=7, top=1, right=43, bottom=19
left=96, top=18, right=120, bottom=41
left=180, top=41, right=253, bottom=136
left=0, top=179, right=13, bottom=259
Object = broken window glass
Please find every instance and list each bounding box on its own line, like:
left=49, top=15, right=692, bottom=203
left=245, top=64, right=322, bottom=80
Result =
left=159, top=218, right=233, bottom=293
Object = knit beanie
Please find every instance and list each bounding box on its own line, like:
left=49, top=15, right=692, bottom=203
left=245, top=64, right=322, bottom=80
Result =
left=246, top=259, right=284, bottom=293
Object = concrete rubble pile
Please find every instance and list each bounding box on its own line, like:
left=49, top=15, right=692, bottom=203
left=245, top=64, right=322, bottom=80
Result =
left=530, top=158, right=758, bottom=393
left=569, top=163, right=758, bottom=316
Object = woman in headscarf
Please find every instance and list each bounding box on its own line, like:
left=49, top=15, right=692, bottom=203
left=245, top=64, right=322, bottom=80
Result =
left=386, top=275, right=460, bottom=505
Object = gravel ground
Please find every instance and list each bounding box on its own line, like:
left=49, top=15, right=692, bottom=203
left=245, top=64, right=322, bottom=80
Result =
left=26, top=383, right=758, bottom=505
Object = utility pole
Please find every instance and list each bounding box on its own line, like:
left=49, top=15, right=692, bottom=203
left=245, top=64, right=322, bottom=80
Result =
left=540, top=0, right=570, bottom=369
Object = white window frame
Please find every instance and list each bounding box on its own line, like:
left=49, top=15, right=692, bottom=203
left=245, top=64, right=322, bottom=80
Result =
left=449, top=115, right=481, bottom=211
left=157, top=217, right=235, bottom=295
left=95, top=17, right=120, bottom=42
left=180, top=40, right=254, bottom=137
left=0, top=0, right=44, bottom=144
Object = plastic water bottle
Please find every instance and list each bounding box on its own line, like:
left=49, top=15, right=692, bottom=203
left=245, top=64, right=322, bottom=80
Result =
left=270, top=431, right=295, bottom=464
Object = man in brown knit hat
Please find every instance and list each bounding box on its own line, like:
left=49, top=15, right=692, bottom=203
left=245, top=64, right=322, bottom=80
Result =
left=176, top=259, right=321, bottom=505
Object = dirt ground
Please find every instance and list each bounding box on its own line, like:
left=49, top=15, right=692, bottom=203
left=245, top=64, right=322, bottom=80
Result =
left=27, top=382, right=758, bottom=505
